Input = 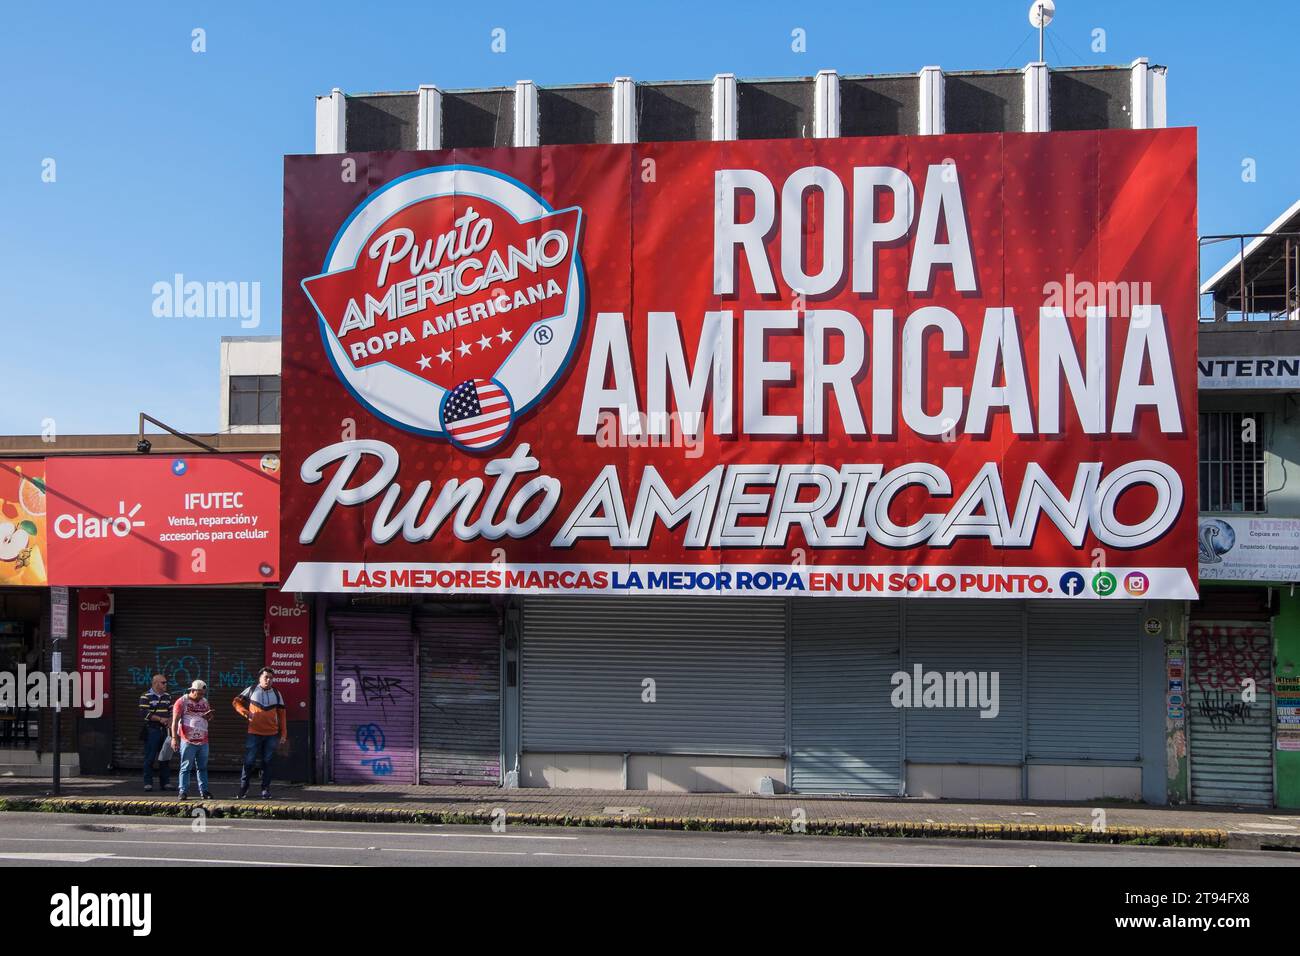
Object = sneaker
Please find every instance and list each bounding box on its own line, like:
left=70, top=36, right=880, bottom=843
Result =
left=143, top=784, right=153, bottom=792
left=177, top=793, right=188, bottom=801
left=200, top=791, right=214, bottom=800
left=260, top=790, right=271, bottom=800
left=236, top=788, right=247, bottom=800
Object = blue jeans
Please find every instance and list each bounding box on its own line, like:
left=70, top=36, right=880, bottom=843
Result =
left=241, top=734, right=279, bottom=793
left=142, top=725, right=171, bottom=789
left=177, top=741, right=209, bottom=795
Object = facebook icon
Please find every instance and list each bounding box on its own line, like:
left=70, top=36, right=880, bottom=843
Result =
left=1059, top=571, right=1086, bottom=596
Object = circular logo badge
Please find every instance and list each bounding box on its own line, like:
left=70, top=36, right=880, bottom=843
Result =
left=1124, top=571, right=1150, bottom=596
left=439, top=378, right=516, bottom=452
left=1059, top=571, right=1086, bottom=596
left=302, top=166, right=586, bottom=449
left=1092, top=571, right=1118, bottom=596
left=1197, top=518, right=1235, bottom=564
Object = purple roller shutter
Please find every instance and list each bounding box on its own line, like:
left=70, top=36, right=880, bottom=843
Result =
left=330, top=611, right=417, bottom=784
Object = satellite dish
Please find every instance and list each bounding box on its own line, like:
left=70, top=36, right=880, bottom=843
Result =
left=1029, top=0, right=1055, bottom=28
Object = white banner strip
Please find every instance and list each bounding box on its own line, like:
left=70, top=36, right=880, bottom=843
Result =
left=283, top=562, right=1197, bottom=599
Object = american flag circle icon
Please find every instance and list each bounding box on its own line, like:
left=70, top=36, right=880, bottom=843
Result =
left=439, top=378, right=515, bottom=451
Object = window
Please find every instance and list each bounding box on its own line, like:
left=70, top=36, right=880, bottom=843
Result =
left=1199, top=411, right=1265, bottom=512
left=229, top=375, right=280, bottom=427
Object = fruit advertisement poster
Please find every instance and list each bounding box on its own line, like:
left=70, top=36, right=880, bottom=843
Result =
left=0, top=460, right=48, bottom=586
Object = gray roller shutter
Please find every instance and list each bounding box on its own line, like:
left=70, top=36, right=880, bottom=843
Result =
left=416, top=611, right=501, bottom=785
left=791, top=598, right=901, bottom=794
left=1189, top=622, right=1274, bottom=807
left=522, top=596, right=786, bottom=755
left=1027, top=604, right=1141, bottom=760
left=330, top=611, right=418, bottom=784
left=112, top=589, right=265, bottom=771
left=903, top=600, right=1023, bottom=763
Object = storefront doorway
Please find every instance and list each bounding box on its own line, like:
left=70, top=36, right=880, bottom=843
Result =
left=0, top=588, right=44, bottom=749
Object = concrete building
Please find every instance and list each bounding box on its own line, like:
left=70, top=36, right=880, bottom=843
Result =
left=1197, top=206, right=1300, bottom=808
left=220, top=336, right=282, bottom=435
left=297, top=59, right=1204, bottom=804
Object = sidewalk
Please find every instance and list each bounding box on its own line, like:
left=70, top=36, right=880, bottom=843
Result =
left=2, top=774, right=1297, bottom=849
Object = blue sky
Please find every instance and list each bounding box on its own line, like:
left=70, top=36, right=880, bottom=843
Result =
left=1, top=0, right=1292, bottom=436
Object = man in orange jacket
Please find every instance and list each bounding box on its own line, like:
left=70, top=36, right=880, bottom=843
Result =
left=233, top=667, right=288, bottom=799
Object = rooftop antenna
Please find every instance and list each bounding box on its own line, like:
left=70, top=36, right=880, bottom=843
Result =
left=1029, top=0, right=1055, bottom=62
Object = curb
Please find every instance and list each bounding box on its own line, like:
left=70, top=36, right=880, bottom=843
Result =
left=0, top=797, right=1228, bottom=847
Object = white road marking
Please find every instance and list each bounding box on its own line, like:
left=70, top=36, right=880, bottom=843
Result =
left=211, top=825, right=578, bottom=841
left=529, top=851, right=1010, bottom=866
left=53, top=822, right=578, bottom=841
left=0, top=851, right=112, bottom=862
left=96, top=855, right=350, bottom=867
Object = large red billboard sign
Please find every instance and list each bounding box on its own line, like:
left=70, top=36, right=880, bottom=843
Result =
left=46, top=455, right=281, bottom=585
left=282, top=129, right=1197, bottom=599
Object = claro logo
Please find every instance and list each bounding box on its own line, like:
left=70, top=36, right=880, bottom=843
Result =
left=55, top=502, right=145, bottom=540
left=268, top=603, right=307, bottom=617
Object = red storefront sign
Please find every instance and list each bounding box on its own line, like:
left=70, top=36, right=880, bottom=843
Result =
left=46, top=455, right=280, bottom=586
left=264, top=590, right=310, bottom=717
left=281, top=129, right=1198, bottom=599
left=76, top=588, right=112, bottom=716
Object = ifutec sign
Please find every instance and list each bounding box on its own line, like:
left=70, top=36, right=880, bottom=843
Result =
left=281, top=130, right=1199, bottom=598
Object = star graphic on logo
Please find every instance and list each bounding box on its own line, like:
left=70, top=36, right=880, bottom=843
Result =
left=497, top=327, right=513, bottom=344
left=457, top=341, right=473, bottom=357
left=438, top=348, right=452, bottom=365
left=416, top=354, right=431, bottom=370
left=478, top=334, right=493, bottom=351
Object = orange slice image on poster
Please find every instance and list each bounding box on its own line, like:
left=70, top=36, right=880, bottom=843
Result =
left=0, top=463, right=47, bottom=586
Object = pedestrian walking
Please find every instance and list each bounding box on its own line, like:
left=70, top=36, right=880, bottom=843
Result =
left=137, top=674, right=172, bottom=792
left=233, top=666, right=288, bottom=799
left=172, top=679, right=214, bottom=800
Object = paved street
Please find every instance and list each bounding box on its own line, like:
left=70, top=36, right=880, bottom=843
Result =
left=0, top=812, right=1296, bottom=867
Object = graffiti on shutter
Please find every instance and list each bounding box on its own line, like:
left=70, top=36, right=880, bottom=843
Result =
left=1189, top=623, right=1274, bottom=807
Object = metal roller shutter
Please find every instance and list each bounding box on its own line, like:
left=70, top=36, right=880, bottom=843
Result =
left=416, top=611, right=501, bottom=785
left=791, top=598, right=901, bottom=794
left=903, top=600, right=1024, bottom=762
left=330, top=611, right=417, bottom=784
left=112, top=589, right=265, bottom=771
left=1027, top=604, right=1141, bottom=759
left=522, top=596, right=786, bottom=755
left=1189, top=622, right=1274, bottom=807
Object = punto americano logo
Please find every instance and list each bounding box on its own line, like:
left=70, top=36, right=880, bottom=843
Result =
left=303, top=166, right=586, bottom=450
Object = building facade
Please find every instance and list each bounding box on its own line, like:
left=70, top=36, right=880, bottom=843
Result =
left=1196, top=211, right=1300, bottom=808
left=0, top=343, right=295, bottom=783
left=295, top=60, right=1192, bottom=804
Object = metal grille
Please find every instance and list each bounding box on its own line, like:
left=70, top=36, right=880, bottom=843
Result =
left=1199, top=412, right=1265, bottom=512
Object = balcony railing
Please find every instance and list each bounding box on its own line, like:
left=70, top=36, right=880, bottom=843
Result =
left=1200, top=232, right=1300, bottom=323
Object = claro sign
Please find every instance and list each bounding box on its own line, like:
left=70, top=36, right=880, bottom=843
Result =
left=281, top=129, right=1199, bottom=599
left=46, top=455, right=281, bottom=586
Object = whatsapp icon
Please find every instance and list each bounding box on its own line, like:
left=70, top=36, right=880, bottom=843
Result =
left=1092, top=571, right=1118, bottom=596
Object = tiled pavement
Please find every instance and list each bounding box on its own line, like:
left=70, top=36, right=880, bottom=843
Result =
left=1, top=773, right=1298, bottom=847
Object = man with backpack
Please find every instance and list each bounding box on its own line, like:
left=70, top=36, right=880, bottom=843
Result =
left=233, top=667, right=288, bottom=799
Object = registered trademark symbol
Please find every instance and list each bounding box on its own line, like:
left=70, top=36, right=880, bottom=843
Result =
left=534, top=326, right=553, bottom=345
